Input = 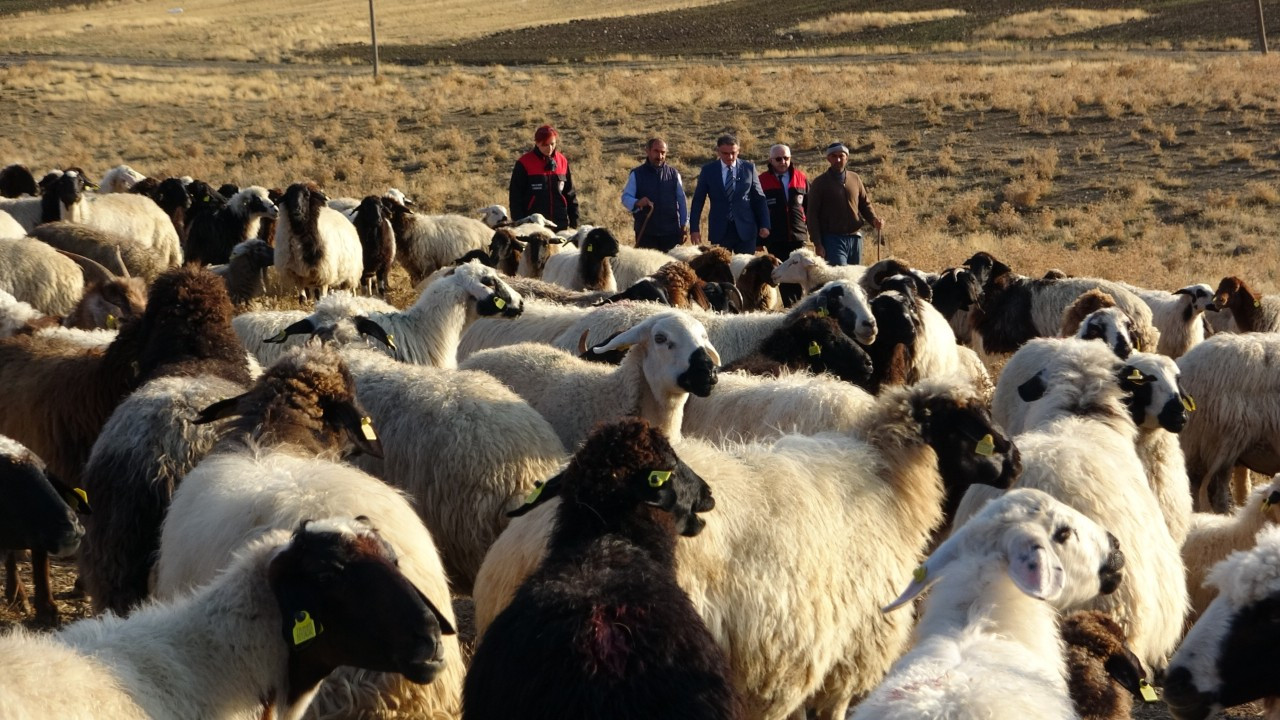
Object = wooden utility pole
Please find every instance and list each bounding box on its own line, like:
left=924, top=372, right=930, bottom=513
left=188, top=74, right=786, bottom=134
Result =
left=369, top=0, right=381, bottom=77
left=1258, top=0, right=1270, bottom=54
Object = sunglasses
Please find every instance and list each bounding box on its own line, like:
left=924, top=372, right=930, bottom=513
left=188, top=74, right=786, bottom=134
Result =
left=771, top=156, right=791, bottom=162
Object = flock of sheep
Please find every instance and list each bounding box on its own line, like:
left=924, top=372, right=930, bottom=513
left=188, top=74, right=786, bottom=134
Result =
left=1, top=161, right=1278, bottom=720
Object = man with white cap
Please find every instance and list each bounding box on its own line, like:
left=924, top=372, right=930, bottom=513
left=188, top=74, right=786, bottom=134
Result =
left=806, top=141, right=884, bottom=266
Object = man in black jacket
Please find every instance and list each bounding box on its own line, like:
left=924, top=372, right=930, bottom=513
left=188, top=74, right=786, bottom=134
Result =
left=759, top=143, right=809, bottom=305
left=509, top=124, right=579, bottom=231
left=621, top=137, right=688, bottom=251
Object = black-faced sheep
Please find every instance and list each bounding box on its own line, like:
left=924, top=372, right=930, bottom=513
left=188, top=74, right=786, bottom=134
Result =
left=350, top=195, right=397, bottom=296
left=722, top=311, right=874, bottom=386
left=274, top=181, right=363, bottom=299
left=0, top=435, right=87, bottom=625
left=129, top=176, right=191, bottom=241
left=464, top=418, right=741, bottom=720
left=44, top=169, right=183, bottom=267
left=541, top=227, right=620, bottom=291
left=184, top=185, right=279, bottom=266
left=0, top=518, right=453, bottom=720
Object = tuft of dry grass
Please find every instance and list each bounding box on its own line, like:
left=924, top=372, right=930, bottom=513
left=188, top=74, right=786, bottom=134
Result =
left=786, top=10, right=968, bottom=36
left=975, top=9, right=1151, bottom=40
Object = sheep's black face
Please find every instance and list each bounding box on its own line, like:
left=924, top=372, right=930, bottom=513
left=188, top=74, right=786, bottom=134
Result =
left=651, top=459, right=715, bottom=538
left=270, top=524, right=454, bottom=688
left=609, top=278, right=670, bottom=305
left=282, top=183, right=314, bottom=223
left=793, top=316, right=873, bottom=385
left=53, top=171, right=86, bottom=208
left=1167, top=591, right=1280, bottom=720
left=583, top=228, right=620, bottom=258
left=156, top=178, right=192, bottom=211
left=677, top=346, right=718, bottom=397
left=917, top=396, right=1020, bottom=521
left=1118, top=365, right=1189, bottom=433
left=475, top=277, right=523, bottom=318
left=0, top=458, right=84, bottom=557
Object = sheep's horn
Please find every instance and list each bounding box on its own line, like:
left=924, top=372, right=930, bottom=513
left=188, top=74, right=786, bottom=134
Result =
left=727, top=284, right=745, bottom=313
left=56, top=249, right=117, bottom=287
left=113, top=246, right=130, bottom=278
left=577, top=329, right=590, bottom=355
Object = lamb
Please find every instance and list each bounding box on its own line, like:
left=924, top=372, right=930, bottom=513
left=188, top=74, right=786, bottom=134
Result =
left=541, top=226, right=620, bottom=291
left=1177, top=332, right=1280, bottom=512
left=1182, top=476, right=1280, bottom=619
left=338, top=347, right=567, bottom=592
left=30, top=220, right=169, bottom=281
left=464, top=419, right=740, bottom=720
left=144, top=345, right=463, bottom=719
left=964, top=251, right=1159, bottom=359
left=0, top=267, right=252, bottom=483
left=0, top=163, right=38, bottom=198
left=240, top=260, right=524, bottom=368
left=611, top=243, right=679, bottom=290
left=1061, top=611, right=1148, bottom=720
left=720, top=311, right=874, bottom=386
left=1210, top=275, right=1280, bottom=333
left=771, top=247, right=866, bottom=293
left=210, top=237, right=275, bottom=304
left=735, top=253, right=782, bottom=312
left=44, top=169, right=183, bottom=267
left=1163, top=524, right=1280, bottom=720
left=472, top=378, right=1020, bottom=720
left=0, top=518, right=453, bottom=720
left=349, top=195, right=397, bottom=296
left=681, top=368, right=875, bottom=443
left=0, top=435, right=86, bottom=625
left=97, top=164, right=146, bottom=193
left=964, top=338, right=1189, bottom=672
left=1125, top=282, right=1217, bottom=357
left=388, top=202, right=496, bottom=284
left=184, top=185, right=279, bottom=266
left=851, top=488, right=1125, bottom=720
left=274, top=181, right=363, bottom=299
left=460, top=311, right=719, bottom=449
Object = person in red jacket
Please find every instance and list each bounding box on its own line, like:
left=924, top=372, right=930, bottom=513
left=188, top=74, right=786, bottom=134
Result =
left=758, top=143, right=809, bottom=305
left=509, top=124, right=579, bottom=231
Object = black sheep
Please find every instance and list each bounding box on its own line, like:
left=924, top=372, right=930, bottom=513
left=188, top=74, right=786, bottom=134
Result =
left=463, top=418, right=742, bottom=720
left=0, top=163, right=38, bottom=198
left=723, top=312, right=874, bottom=388
left=865, top=284, right=922, bottom=393
left=350, top=195, right=397, bottom=296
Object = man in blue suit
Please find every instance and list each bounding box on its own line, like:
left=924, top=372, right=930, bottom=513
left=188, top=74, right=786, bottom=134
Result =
left=690, top=134, right=770, bottom=254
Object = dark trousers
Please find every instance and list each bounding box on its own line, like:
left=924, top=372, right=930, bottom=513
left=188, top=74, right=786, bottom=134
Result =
left=716, top=222, right=756, bottom=255
left=638, top=232, right=684, bottom=253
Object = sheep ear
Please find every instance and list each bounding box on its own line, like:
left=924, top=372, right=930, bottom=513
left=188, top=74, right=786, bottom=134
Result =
left=413, top=584, right=457, bottom=637
left=194, top=394, right=248, bottom=424
left=1005, top=529, right=1064, bottom=601
left=324, top=401, right=384, bottom=459
left=882, top=533, right=964, bottom=613
left=1017, top=372, right=1047, bottom=402
left=595, top=320, right=651, bottom=354
left=1104, top=646, right=1148, bottom=697
left=45, top=471, right=92, bottom=514
left=507, top=471, right=566, bottom=517
left=704, top=343, right=721, bottom=367
left=353, top=316, right=396, bottom=350
left=264, top=318, right=315, bottom=344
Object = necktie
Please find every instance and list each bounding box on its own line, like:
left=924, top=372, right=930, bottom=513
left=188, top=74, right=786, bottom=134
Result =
left=724, top=164, right=735, bottom=200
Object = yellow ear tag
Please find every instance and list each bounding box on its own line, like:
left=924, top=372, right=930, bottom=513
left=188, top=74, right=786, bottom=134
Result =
left=202, top=195, right=210, bottom=202
left=975, top=434, right=995, bottom=457
left=73, top=488, right=89, bottom=505
left=585, top=244, right=593, bottom=252
left=816, top=306, right=829, bottom=318
left=360, top=416, right=377, bottom=441
left=1263, top=497, right=1272, bottom=512
left=1181, top=394, right=1196, bottom=412
left=267, top=330, right=288, bottom=343
left=1139, top=679, right=1158, bottom=703
left=647, top=470, right=672, bottom=488
left=385, top=332, right=396, bottom=350
left=1127, top=369, right=1144, bottom=383
left=494, top=297, right=506, bottom=309
left=524, top=481, right=545, bottom=504
left=808, top=341, right=822, bottom=357
left=292, top=611, right=319, bottom=645
left=1256, top=300, right=1263, bottom=308
left=912, top=565, right=927, bottom=583
left=106, top=314, right=117, bottom=330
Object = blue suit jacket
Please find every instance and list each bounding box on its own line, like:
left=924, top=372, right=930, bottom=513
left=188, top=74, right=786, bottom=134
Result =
left=690, top=158, right=770, bottom=247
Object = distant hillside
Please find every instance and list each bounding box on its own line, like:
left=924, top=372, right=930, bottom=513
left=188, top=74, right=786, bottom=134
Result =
left=314, top=0, right=1279, bottom=65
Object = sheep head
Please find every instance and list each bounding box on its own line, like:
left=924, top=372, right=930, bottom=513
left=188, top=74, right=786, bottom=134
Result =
left=810, top=281, right=877, bottom=346
left=1116, top=352, right=1192, bottom=433
left=595, top=311, right=720, bottom=399
left=441, top=260, right=524, bottom=318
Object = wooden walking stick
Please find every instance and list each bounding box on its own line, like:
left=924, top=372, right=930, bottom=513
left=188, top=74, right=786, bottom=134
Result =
left=876, top=225, right=888, bottom=262
left=634, top=204, right=655, bottom=247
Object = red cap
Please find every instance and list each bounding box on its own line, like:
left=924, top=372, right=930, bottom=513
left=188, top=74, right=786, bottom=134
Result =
left=534, top=125, right=559, bottom=144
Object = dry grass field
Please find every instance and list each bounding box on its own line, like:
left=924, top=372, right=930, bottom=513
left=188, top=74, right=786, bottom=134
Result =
left=1, top=1, right=1278, bottom=717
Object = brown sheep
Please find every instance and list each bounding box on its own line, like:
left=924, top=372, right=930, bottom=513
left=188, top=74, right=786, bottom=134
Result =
left=735, top=253, right=782, bottom=312
left=1062, top=610, right=1147, bottom=720
left=1213, top=275, right=1280, bottom=333
left=1060, top=289, right=1118, bottom=336
left=686, top=245, right=735, bottom=285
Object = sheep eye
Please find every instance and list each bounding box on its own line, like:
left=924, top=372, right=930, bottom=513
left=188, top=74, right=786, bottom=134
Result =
left=654, top=333, right=667, bottom=344
left=1052, top=526, right=1073, bottom=544
left=480, top=276, right=495, bottom=287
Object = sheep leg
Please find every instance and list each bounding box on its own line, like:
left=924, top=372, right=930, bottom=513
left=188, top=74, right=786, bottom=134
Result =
left=31, top=549, right=58, bottom=626
left=1204, top=462, right=1236, bottom=514
left=4, top=551, right=29, bottom=612
left=1231, top=465, right=1254, bottom=507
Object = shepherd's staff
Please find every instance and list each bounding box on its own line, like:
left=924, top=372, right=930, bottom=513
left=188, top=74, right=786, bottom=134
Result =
left=633, top=204, right=655, bottom=247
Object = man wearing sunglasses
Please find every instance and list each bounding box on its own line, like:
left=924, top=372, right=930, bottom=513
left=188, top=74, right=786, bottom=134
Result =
left=758, top=144, right=809, bottom=305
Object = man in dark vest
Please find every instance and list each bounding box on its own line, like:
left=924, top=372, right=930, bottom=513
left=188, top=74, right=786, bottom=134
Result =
left=621, top=137, right=688, bottom=251
left=759, top=143, right=809, bottom=305
left=509, top=124, right=579, bottom=232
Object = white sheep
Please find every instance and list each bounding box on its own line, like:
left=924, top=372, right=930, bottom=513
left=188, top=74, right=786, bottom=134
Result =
left=964, top=338, right=1189, bottom=672
left=274, top=182, right=363, bottom=299
left=0, top=289, right=46, bottom=338
left=96, top=164, right=146, bottom=193
left=1125, top=282, right=1217, bottom=358
left=473, top=378, right=1020, bottom=720
left=852, top=488, right=1125, bottom=720
left=477, top=204, right=510, bottom=228
left=0, top=518, right=455, bottom=720
left=540, top=227, right=620, bottom=292
left=233, top=292, right=396, bottom=368
left=1177, top=332, right=1280, bottom=513
left=1182, top=476, right=1280, bottom=620
left=771, top=247, right=866, bottom=293
left=0, top=236, right=85, bottom=315
left=154, top=449, right=463, bottom=720
left=0, top=208, right=25, bottom=239
left=610, top=244, right=677, bottom=289
left=390, top=208, right=494, bottom=284
left=341, top=347, right=568, bottom=593
left=47, top=170, right=183, bottom=267
left=681, top=368, right=874, bottom=443
left=460, top=311, right=720, bottom=449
